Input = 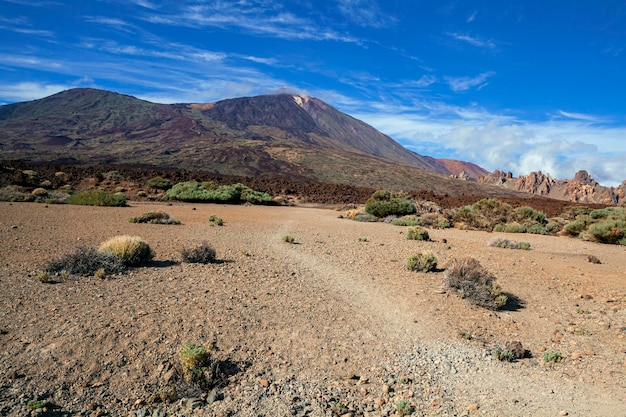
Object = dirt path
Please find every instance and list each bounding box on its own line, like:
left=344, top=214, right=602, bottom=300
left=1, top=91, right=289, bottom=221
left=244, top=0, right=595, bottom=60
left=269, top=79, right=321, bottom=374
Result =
left=0, top=202, right=624, bottom=416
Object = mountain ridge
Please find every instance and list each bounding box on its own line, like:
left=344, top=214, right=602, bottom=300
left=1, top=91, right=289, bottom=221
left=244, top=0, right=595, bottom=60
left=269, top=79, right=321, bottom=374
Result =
left=0, top=88, right=498, bottom=195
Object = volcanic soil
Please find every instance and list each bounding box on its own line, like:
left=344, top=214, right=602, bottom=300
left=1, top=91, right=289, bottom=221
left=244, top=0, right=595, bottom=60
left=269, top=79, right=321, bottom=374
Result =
left=0, top=201, right=625, bottom=416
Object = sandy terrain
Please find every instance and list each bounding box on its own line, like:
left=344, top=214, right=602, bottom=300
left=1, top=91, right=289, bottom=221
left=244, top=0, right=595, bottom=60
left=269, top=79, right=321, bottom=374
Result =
left=0, top=201, right=624, bottom=416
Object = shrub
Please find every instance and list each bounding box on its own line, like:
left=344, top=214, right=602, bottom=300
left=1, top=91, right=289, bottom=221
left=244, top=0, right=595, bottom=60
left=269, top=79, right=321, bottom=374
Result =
left=543, top=350, right=562, bottom=363
left=562, top=217, right=590, bottom=237
left=488, top=238, right=530, bottom=250
left=364, top=190, right=416, bottom=218
left=99, top=235, right=154, bottom=266
left=545, top=222, right=562, bottom=234
left=406, top=226, right=430, bottom=241
left=45, top=245, right=126, bottom=276
left=31, top=187, right=48, bottom=197
left=147, top=176, right=173, bottom=190
left=406, top=252, right=438, bottom=272
left=36, top=271, right=51, bottom=283
left=493, top=223, right=527, bottom=233
left=443, top=257, right=507, bottom=310
left=391, top=215, right=422, bottom=226
left=181, top=241, right=217, bottom=264
left=282, top=235, right=295, bottom=244
left=66, top=189, right=126, bottom=206
left=586, top=219, right=625, bottom=244
left=129, top=211, right=181, bottom=225
left=395, top=399, right=414, bottom=417
left=515, top=206, right=547, bottom=224
left=208, top=215, right=223, bottom=226
left=352, top=212, right=378, bottom=222
left=453, top=198, right=514, bottom=231
left=492, top=348, right=515, bottom=362
left=179, top=343, right=214, bottom=383
left=562, top=206, right=591, bottom=220
left=166, top=181, right=275, bottom=205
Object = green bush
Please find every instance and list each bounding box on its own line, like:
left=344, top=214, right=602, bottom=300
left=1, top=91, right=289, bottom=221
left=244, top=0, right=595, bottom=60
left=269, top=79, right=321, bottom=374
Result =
left=563, top=217, right=590, bottom=237
left=515, top=206, right=546, bottom=224
left=587, top=219, right=625, bottom=244
left=543, top=350, right=562, bottom=363
left=545, top=222, right=562, bottom=234
left=352, top=212, right=378, bottom=222
left=453, top=198, right=514, bottom=231
left=66, top=189, right=126, bottom=206
left=406, top=252, right=438, bottom=272
left=179, top=343, right=214, bottom=383
left=493, top=223, right=527, bottom=233
left=129, top=211, right=181, bottom=224
left=492, top=348, right=515, bottom=362
left=395, top=399, right=414, bottom=417
left=406, top=226, right=430, bottom=241
left=282, top=235, right=295, bottom=244
left=146, top=176, right=173, bottom=190
left=488, top=238, right=530, bottom=250
left=99, top=235, right=154, bottom=266
left=364, top=190, right=416, bottom=218
left=443, top=257, right=507, bottom=310
left=208, top=215, right=223, bottom=226
left=45, top=245, right=127, bottom=277
left=166, top=181, right=275, bottom=205
left=181, top=241, right=217, bottom=264
left=391, top=215, right=422, bottom=226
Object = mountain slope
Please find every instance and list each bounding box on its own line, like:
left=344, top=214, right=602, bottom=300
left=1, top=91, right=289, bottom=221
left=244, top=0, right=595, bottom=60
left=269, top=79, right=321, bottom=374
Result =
left=0, top=88, right=512, bottom=195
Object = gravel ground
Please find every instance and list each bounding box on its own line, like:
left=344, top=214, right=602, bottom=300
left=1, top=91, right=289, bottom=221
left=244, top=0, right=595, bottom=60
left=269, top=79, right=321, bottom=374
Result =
left=0, top=201, right=624, bottom=416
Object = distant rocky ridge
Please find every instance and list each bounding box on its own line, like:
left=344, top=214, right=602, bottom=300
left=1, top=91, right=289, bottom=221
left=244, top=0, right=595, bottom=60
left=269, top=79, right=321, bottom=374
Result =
left=478, top=169, right=626, bottom=205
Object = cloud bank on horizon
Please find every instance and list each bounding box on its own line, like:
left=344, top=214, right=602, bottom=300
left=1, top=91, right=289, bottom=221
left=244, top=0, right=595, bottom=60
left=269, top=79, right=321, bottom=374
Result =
left=1, top=0, right=625, bottom=186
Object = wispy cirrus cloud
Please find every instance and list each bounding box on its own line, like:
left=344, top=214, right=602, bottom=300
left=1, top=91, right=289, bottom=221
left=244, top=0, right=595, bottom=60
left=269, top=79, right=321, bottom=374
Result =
left=446, top=32, right=496, bottom=49
left=445, top=71, right=494, bottom=92
left=140, top=1, right=360, bottom=44
left=336, top=0, right=397, bottom=28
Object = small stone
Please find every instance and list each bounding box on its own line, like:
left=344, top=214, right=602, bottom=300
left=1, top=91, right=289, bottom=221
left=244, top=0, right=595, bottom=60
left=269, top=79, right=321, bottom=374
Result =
left=259, top=379, right=270, bottom=388
left=571, top=352, right=581, bottom=360
left=467, top=403, right=479, bottom=412
left=559, top=411, right=568, bottom=416
left=374, top=398, right=385, bottom=407
left=382, top=384, right=390, bottom=394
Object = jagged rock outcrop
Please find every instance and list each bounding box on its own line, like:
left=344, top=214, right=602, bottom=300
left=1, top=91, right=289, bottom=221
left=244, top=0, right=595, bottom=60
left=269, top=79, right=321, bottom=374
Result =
left=478, top=169, right=624, bottom=205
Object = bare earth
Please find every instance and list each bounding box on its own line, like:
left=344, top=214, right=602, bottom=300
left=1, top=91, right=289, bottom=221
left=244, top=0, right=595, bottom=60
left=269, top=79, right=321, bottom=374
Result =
left=0, top=201, right=625, bottom=417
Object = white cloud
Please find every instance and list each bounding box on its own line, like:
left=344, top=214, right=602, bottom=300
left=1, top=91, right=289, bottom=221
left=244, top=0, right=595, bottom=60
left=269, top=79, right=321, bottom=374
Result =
left=0, top=81, right=69, bottom=102
left=445, top=72, right=494, bottom=92
left=447, top=32, right=496, bottom=49
left=142, top=2, right=361, bottom=44
left=336, top=0, right=397, bottom=28
left=342, top=100, right=626, bottom=187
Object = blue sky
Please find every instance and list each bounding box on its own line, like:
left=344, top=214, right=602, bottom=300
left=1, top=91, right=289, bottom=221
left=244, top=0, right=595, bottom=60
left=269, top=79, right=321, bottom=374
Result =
left=1, top=0, right=625, bottom=186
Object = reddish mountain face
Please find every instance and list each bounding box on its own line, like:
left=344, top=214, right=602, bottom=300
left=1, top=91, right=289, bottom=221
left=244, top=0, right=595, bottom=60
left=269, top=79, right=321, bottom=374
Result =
left=435, top=158, right=489, bottom=179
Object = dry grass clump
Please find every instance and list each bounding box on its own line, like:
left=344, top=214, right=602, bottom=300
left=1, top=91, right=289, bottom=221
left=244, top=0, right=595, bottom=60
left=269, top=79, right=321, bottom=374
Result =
left=181, top=241, right=217, bottom=264
left=99, top=235, right=154, bottom=266
left=443, top=257, right=507, bottom=310
left=45, top=245, right=127, bottom=277
left=406, top=252, right=438, bottom=272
